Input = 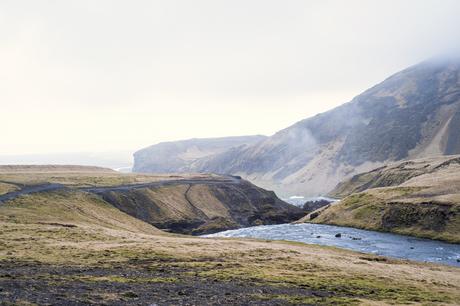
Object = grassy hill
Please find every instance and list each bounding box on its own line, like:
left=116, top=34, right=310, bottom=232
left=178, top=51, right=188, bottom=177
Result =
left=0, top=166, right=303, bottom=235
left=300, top=156, right=460, bottom=243
left=1, top=174, right=459, bottom=305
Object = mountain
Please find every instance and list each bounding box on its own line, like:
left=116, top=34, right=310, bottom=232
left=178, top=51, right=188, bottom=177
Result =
left=298, top=155, right=460, bottom=243
left=133, top=135, right=266, bottom=173
left=134, top=57, right=460, bottom=196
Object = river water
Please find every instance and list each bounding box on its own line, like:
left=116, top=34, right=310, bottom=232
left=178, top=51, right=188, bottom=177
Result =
left=205, top=223, right=460, bottom=266
left=205, top=195, right=460, bottom=267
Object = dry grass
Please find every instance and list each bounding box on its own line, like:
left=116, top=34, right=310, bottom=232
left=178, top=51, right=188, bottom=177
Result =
left=0, top=166, right=222, bottom=188
left=1, top=190, right=460, bottom=305
left=311, top=156, right=460, bottom=242
left=0, top=182, right=18, bottom=195
left=1, top=167, right=460, bottom=304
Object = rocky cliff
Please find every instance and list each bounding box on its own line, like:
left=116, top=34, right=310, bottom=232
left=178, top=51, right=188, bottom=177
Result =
left=133, top=135, right=266, bottom=173
left=96, top=176, right=304, bottom=235
left=134, top=57, right=460, bottom=197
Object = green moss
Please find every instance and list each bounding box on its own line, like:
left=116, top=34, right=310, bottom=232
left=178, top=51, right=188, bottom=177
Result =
left=342, top=193, right=375, bottom=209
left=254, top=294, right=360, bottom=305
left=196, top=265, right=452, bottom=304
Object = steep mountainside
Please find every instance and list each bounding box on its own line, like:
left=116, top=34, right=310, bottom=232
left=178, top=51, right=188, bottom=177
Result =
left=299, top=155, right=460, bottom=243
left=133, top=135, right=266, bottom=173
left=134, top=57, right=460, bottom=196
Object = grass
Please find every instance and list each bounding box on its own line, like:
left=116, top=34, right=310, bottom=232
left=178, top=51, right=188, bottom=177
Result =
left=194, top=255, right=453, bottom=304
left=253, top=294, right=361, bottom=305
left=311, top=186, right=460, bottom=243
left=0, top=182, right=19, bottom=195
left=1, top=174, right=460, bottom=305
left=0, top=165, right=219, bottom=188
left=319, top=156, right=460, bottom=243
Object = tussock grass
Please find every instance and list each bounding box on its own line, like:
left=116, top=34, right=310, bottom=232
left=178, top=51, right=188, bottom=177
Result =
left=1, top=175, right=459, bottom=305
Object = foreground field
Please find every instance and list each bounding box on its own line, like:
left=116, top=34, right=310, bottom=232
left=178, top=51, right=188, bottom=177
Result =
left=0, top=197, right=459, bottom=304
left=0, top=166, right=459, bottom=305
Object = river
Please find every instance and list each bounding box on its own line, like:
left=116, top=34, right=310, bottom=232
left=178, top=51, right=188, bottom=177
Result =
left=204, top=197, right=460, bottom=267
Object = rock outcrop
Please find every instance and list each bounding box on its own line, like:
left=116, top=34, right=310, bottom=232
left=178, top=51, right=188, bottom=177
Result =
left=302, top=199, right=333, bottom=213
left=92, top=176, right=304, bottom=235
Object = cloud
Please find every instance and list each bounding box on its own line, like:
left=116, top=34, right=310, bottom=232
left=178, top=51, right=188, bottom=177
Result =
left=1, top=0, right=460, bottom=155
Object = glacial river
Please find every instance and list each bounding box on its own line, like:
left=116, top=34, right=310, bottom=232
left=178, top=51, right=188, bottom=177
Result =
left=205, top=196, right=460, bottom=267
left=205, top=223, right=460, bottom=267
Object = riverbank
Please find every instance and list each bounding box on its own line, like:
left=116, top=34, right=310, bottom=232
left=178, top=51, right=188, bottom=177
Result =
left=297, top=156, right=460, bottom=244
left=2, top=216, right=460, bottom=305
left=206, top=223, right=460, bottom=267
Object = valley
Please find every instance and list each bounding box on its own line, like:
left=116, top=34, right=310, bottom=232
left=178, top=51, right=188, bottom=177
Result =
left=3, top=2, right=460, bottom=305
left=1, top=166, right=460, bottom=305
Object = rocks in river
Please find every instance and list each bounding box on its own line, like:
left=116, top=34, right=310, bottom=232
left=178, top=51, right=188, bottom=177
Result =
left=316, top=235, right=321, bottom=238
left=351, top=237, right=362, bottom=240
left=335, top=233, right=342, bottom=238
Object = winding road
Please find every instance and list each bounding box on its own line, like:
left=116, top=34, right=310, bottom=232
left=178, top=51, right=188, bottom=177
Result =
left=0, top=176, right=242, bottom=205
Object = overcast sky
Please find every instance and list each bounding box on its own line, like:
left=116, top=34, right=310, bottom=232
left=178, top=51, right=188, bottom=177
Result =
left=2, top=0, right=460, bottom=156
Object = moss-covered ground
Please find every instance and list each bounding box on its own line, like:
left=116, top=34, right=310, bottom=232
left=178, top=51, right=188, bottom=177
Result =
left=1, top=189, right=459, bottom=305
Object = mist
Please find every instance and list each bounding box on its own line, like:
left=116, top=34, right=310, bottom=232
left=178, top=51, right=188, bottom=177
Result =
left=1, top=0, right=460, bottom=157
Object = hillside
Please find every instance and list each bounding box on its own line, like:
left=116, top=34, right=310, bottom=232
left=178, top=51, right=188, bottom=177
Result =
left=133, top=57, right=460, bottom=197
left=133, top=135, right=266, bottom=173
left=0, top=167, right=303, bottom=235
left=299, top=155, right=460, bottom=243
left=1, top=169, right=459, bottom=304
left=98, top=179, right=303, bottom=235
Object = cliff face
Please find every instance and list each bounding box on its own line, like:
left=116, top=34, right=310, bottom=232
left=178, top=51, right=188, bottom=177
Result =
left=132, top=135, right=266, bottom=173
left=133, top=57, right=460, bottom=197
left=0, top=167, right=304, bottom=235
left=94, top=176, right=304, bottom=235
left=300, top=155, right=460, bottom=243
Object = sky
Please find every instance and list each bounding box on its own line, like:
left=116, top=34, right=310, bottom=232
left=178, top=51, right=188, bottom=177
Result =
left=1, top=0, right=460, bottom=157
